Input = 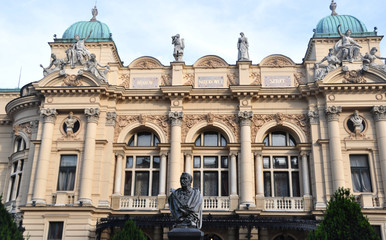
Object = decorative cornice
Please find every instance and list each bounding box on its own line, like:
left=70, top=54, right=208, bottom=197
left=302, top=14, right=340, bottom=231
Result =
left=169, top=111, right=184, bottom=126
left=85, top=108, right=100, bottom=123
left=308, top=109, right=319, bottom=125
left=106, top=112, right=117, bottom=126
left=40, top=108, right=58, bottom=123
left=372, top=105, right=386, bottom=121
left=325, top=106, right=342, bottom=122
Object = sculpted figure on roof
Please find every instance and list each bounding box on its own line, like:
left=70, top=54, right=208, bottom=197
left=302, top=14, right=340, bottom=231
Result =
left=40, top=53, right=66, bottom=76
left=66, top=30, right=92, bottom=68
left=334, top=24, right=362, bottom=62
left=314, top=48, right=341, bottom=80
left=237, top=32, right=249, bottom=61
left=172, top=34, right=185, bottom=61
left=83, top=53, right=110, bottom=82
left=363, top=47, right=386, bottom=72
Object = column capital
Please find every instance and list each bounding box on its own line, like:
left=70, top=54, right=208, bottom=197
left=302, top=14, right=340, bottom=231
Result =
left=160, top=151, right=168, bottom=158
left=169, top=111, right=184, bottom=126
left=229, top=151, right=238, bottom=157
left=85, top=108, right=100, bottom=123
left=40, top=108, right=57, bottom=123
left=325, top=106, right=342, bottom=122
left=300, top=151, right=310, bottom=157
left=253, top=151, right=262, bottom=157
left=238, top=110, right=253, bottom=126
left=308, top=109, right=319, bottom=124
left=115, top=151, right=125, bottom=158
left=106, top=112, right=117, bottom=126
left=372, top=105, right=386, bottom=121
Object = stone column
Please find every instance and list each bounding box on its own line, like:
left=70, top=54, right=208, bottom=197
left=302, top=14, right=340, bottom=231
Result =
left=230, top=153, right=238, bottom=196
left=32, top=108, right=57, bottom=205
left=78, top=108, right=100, bottom=205
left=159, top=153, right=167, bottom=196
left=254, top=151, right=264, bottom=210
left=301, top=152, right=311, bottom=196
left=238, top=110, right=255, bottom=207
left=168, top=111, right=184, bottom=190
left=325, top=106, right=344, bottom=191
left=99, top=112, right=116, bottom=207
left=113, top=152, right=124, bottom=195
left=185, top=153, right=192, bottom=175
left=372, top=106, right=386, bottom=202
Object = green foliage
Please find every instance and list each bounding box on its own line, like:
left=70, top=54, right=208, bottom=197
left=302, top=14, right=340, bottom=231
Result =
left=0, top=195, right=24, bottom=240
left=111, top=219, right=147, bottom=240
left=307, top=188, right=380, bottom=240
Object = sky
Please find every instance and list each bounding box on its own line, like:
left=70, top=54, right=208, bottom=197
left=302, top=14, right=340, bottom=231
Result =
left=1, top=0, right=386, bottom=89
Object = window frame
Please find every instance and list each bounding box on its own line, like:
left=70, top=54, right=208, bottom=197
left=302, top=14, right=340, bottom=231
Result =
left=7, top=158, right=24, bottom=202
left=349, top=154, right=373, bottom=193
left=56, top=155, right=78, bottom=192
left=127, top=131, right=160, bottom=147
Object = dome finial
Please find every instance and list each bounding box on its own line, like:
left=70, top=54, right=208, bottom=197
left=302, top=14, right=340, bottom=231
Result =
left=90, top=5, right=98, bottom=22
left=330, top=0, right=338, bottom=16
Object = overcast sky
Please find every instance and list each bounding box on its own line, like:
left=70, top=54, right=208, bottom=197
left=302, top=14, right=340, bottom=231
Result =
left=1, top=0, right=385, bottom=89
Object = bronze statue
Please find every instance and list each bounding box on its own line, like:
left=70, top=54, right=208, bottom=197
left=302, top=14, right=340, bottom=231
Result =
left=168, top=172, right=202, bottom=229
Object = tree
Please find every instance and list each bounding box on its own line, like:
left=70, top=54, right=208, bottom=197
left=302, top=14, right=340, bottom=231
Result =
left=307, top=188, right=380, bottom=240
left=111, top=219, right=147, bottom=240
left=0, top=195, right=24, bottom=240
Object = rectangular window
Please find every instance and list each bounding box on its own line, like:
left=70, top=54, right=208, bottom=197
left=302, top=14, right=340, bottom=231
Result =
left=203, top=133, right=218, bottom=146
left=57, top=155, right=77, bottom=191
left=151, top=171, right=159, bottom=196
left=124, top=171, right=132, bottom=195
left=193, top=156, right=201, bottom=168
left=203, top=172, right=218, bottom=196
left=292, top=172, right=300, bottom=197
left=153, top=156, right=160, bottom=168
left=273, top=156, right=288, bottom=169
left=47, top=221, right=64, bottom=240
left=134, top=172, right=149, bottom=196
left=264, top=172, right=271, bottom=197
left=126, top=156, right=133, bottom=168
left=263, top=157, right=270, bottom=169
left=221, top=171, right=229, bottom=196
left=350, top=155, right=372, bottom=192
left=274, top=172, right=289, bottom=197
left=136, top=156, right=151, bottom=168
left=203, top=156, right=218, bottom=168
left=193, top=171, right=201, bottom=190
left=221, top=156, right=228, bottom=168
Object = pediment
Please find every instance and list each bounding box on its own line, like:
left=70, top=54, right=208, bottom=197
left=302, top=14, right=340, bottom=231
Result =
left=321, top=67, right=386, bottom=84
left=129, top=56, right=164, bottom=69
left=36, top=71, right=101, bottom=87
left=260, top=54, right=295, bottom=67
left=193, top=55, right=228, bottom=68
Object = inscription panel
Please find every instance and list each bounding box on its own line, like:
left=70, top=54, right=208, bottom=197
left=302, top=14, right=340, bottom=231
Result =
left=132, top=77, right=159, bottom=88
left=197, top=76, right=225, bottom=88
left=263, top=76, right=292, bottom=87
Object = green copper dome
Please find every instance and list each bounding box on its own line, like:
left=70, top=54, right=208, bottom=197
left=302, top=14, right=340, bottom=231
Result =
left=55, top=7, right=113, bottom=42
left=314, top=15, right=376, bottom=38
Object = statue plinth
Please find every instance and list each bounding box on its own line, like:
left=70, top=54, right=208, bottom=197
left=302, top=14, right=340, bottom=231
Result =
left=168, top=227, right=204, bottom=240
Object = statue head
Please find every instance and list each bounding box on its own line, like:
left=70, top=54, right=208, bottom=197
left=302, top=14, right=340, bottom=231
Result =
left=345, top=29, right=352, bottom=36
left=180, top=172, right=192, bottom=188
left=74, top=34, right=80, bottom=41
left=370, top=47, right=378, bottom=54
left=90, top=53, right=96, bottom=60
left=240, top=32, right=244, bottom=37
left=51, top=53, right=56, bottom=59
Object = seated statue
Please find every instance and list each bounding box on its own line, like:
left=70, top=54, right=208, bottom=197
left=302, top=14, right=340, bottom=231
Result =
left=314, top=48, right=341, bottom=80
left=40, top=54, right=66, bottom=76
left=168, top=172, right=202, bottom=229
left=84, top=53, right=110, bottom=82
left=66, top=31, right=92, bottom=68
left=363, top=47, right=386, bottom=72
left=334, top=24, right=362, bottom=62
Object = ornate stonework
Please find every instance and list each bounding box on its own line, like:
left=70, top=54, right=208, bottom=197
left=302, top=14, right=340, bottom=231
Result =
left=261, top=56, right=294, bottom=68
left=325, top=106, right=342, bottom=122
left=62, top=74, right=83, bottom=86
left=196, top=57, right=227, bottom=68
left=251, top=113, right=309, bottom=142
left=13, top=122, right=34, bottom=139
left=114, top=115, right=169, bottom=142
left=250, top=72, right=261, bottom=85
left=106, top=112, right=117, bottom=126
left=308, top=109, right=319, bottom=125
left=342, top=69, right=366, bottom=83
left=85, top=108, right=100, bottom=123
left=227, top=73, right=238, bottom=86
left=183, top=73, right=195, bottom=86
left=161, top=74, right=172, bottom=86
left=238, top=111, right=253, bottom=126
left=169, top=111, right=184, bottom=126
left=294, top=70, right=306, bottom=86
left=344, top=111, right=369, bottom=140
left=372, top=105, right=386, bottom=121
left=182, top=114, right=239, bottom=142
left=119, top=74, right=130, bottom=88
left=132, top=59, right=162, bottom=69
left=40, top=108, right=58, bottom=123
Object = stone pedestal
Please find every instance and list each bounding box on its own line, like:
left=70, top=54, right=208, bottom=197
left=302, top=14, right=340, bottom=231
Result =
left=168, top=228, right=204, bottom=240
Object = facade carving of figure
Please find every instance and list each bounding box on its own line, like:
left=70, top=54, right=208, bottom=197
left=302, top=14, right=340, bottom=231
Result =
left=334, top=24, right=362, bottom=62
left=168, top=172, right=202, bottom=229
left=84, top=53, right=110, bottom=82
left=363, top=47, right=386, bottom=72
left=350, top=110, right=363, bottom=133
left=314, top=48, right=341, bottom=80
left=66, top=30, right=92, bottom=68
left=40, top=54, right=66, bottom=76
left=237, top=32, right=249, bottom=61
left=64, top=112, right=77, bottom=136
left=172, top=34, right=185, bottom=61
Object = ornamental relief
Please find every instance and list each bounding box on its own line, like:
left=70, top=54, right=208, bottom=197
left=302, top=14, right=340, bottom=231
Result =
left=119, top=73, right=130, bottom=88
left=182, top=114, right=239, bottom=143
left=261, top=57, right=293, bottom=68
left=62, top=74, right=83, bottom=86
left=251, top=113, right=310, bottom=142
left=183, top=73, right=195, bottom=86
left=114, top=115, right=170, bottom=142
left=132, top=59, right=162, bottom=69
left=13, top=121, right=37, bottom=139
left=196, top=58, right=227, bottom=68
left=227, top=73, right=238, bottom=86
left=250, top=72, right=261, bottom=85
left=161, top=74, right=172, bottom=86
left=294, top=70, right=306, bottom=86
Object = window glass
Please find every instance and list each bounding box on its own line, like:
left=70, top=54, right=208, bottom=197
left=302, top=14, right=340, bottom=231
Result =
left=350, top=155, right=372, bottom=192
left=221, top=171, right=229, bottom=196
left=292, top=172, right=300, bottom=197
left=220, top=136, right=227, bottom=146
left=136, top=156, right=151, bottom=168
left=48, top=222, right=64, bottom=240
left=193, top=156, right=201, bottom=168
left=264, top=172, right=271, bottom=197
left=204, top=132, right=218, bottom=146
left=126, top=157, right=133, bottom=168
left=203, top=172, right=218, bottom=196
left=57, top=155, right=77, bottom=191
left=263, top=157, right=270, bottom=169
left=153, top=135, right=160, bottom=146
left=195, top=136, right=201, bottom=146
left=137, top=132, right=152, bottom=146
left=151, top=171, right=159, bottom=196
left=124, top=172, right=132, bottom=195
left=271, top=132, right=286, bottom=146
left=203, top=156, right=218, bottom=168
left=193, top=171, right=201, bottom=189
left=153, top=156, right=160, bottom=168
left=263, top=135, right=269, bottom=146
left=134, top=172, right=149, bottom=195
left=291, top=156, right=299, bottom=169
left=274, top=172, right=289, bottom=197
left=221, top=156, right=228, bottom=168
left=273, top=156, right=288, bottom=169
left=289, top=135, right=296, bottom=146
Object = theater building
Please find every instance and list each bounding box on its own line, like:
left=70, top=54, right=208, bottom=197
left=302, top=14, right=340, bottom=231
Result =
left=1, top=2, right=386, bottom=240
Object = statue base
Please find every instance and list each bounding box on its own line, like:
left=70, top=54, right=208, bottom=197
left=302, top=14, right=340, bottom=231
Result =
left=168, top=227, right=204, bottom=240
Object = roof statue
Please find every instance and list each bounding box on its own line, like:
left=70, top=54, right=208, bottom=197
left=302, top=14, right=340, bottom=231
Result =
left=40, top=53, right=66, bottom=77
left=330, top=0, right=338, bottom=16
left=82, top=53, right=110, bottom=82
left=363, top=47, right=386, bottom=72
left=66, top=30, right=93, bottom=68
left=334, top=24, right=362, bottom=62
left=90, top=6, right=98, bottom=22
left=237, top=32, right=249, bottom=61
left=172, top=34, right=185, bottom=62
left=314, top=48, right=341, bottom=80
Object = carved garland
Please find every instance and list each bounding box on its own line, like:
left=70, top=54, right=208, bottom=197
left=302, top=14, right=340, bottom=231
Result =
left=182, top=114, right=239, bottom=143
left=251, top=113, right=310, bottom=142
left=161, top=74, right=172, bottom=86
left=227, top=73, right=238, bottom=86
left=114, top=115, right=170, bottom=142
left=196, top=58, right=227, bottom=68
left=119, top=74, right=130, bottom=88
left=262, top=57, right=293, bottom=68
left=250, top=72, right=261, bottom=85
left=132, top=60, right=162, bottom=69
left=183, top=73, right=195, bottom=86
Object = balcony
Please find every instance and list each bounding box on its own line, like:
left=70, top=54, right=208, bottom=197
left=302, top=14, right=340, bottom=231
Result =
left=118, top=196, right=158, bottom=210
left=203, top=196, right=230, bottom=211
left=264, top=197, right=305, bottom=211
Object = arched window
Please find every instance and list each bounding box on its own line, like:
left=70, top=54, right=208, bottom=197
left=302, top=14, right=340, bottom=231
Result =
left=128, top=132, right=160, bottom=147
left=262, top=131, right=300, bottom=197
left=124, top=131, right=160, bottom=196
left=13, top=137, right=26, bottom=153
left=193, top=131, right=229, bottom=197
